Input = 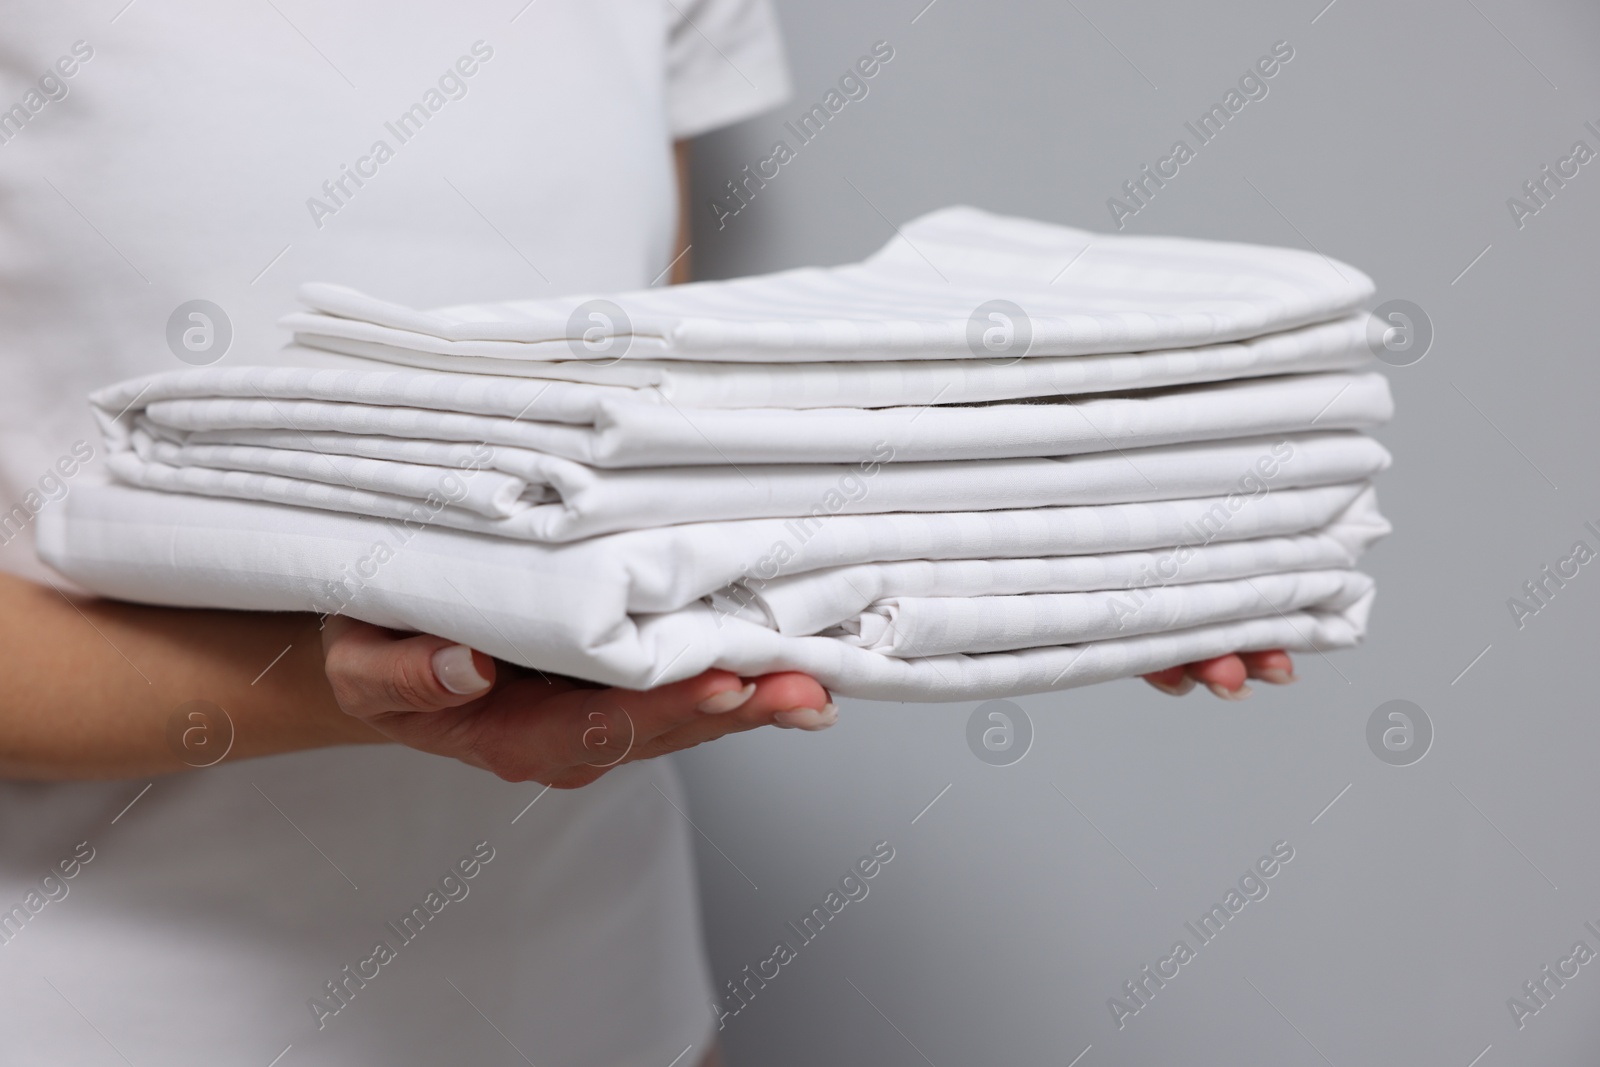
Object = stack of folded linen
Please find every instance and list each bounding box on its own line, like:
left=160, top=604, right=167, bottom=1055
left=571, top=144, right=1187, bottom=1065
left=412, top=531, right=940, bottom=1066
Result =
left=40, top=207, right=1393, bottom=701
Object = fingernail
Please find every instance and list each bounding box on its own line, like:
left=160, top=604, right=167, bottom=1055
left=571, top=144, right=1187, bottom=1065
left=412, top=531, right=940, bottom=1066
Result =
left=1149, top=676, right=1196, bottom=697
left=773, top=704, right=838, bottom=731
left=1256, top=668, right=1297, bottom=685
left=1206, top=682, right=1253, bottom=701
left=433, top=645, right=491, bottom=695
left=699, top=682, right=756, bottom=714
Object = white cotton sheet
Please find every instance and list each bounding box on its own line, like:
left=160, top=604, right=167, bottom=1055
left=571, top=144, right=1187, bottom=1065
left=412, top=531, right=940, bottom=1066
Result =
left=288, top=205, right=1374, bottom=363
left=719, top=521, right=1390, bottom=636
left=38, top=482, right=1386, bottom=701
left=62, top=207, right=1394, bottom=700
left=93, top=365, right=1392, bottom=470
left=111, top=428, right=1389, bottom=541
left=285, top=314, right=1375, bottom=408
left=830, top=569, right=1375, bottom=658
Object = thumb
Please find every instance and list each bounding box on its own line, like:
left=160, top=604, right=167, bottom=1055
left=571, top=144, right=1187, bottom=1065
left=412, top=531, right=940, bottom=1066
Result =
left=322, top=617, right=496, bottom=717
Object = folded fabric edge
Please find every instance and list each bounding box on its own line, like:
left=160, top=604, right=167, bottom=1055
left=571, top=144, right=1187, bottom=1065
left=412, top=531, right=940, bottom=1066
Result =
left=38, top=484, right=1379, bottom=701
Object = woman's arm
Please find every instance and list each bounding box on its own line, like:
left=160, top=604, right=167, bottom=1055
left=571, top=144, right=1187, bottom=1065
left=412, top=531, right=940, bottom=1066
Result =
left=0, top=570, right=371, bottom=778
left=0, top=571, right=833, bottom=783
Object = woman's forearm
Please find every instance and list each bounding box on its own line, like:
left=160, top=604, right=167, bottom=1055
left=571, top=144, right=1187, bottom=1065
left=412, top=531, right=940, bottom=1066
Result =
left=0, top=572, right=382, bottom=780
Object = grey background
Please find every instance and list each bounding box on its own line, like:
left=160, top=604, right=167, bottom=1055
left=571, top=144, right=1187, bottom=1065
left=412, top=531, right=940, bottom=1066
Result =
left=676, top=0, right=1600, bottom=1063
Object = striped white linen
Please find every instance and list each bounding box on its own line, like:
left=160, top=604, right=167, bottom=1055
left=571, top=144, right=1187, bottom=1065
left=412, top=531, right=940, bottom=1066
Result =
left=115, top=428, right=1385, bottom=541
left=718, top=519, right=1388, bottom=637
left=284, top=313, right=1375, bottom=409
left=46, top=206, right=1394, bottom=699
left=39, top=483, right=1385, bottom=701
left=830, top=569, right=1375, bottom=659
left=288, top=205, right=1373, bottom=362
left=92, top=366, right=1391, bottom=470
left=100, top=366, right=1390, bottom=539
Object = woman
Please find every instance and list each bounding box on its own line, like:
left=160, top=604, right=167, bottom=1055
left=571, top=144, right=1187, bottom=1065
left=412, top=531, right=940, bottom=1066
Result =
left=0, top=3, right=1285, bottom=1063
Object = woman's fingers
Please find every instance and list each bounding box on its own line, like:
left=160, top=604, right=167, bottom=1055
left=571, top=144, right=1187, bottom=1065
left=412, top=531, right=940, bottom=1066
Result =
left=322, top=617, right=496, bottom=718
left=466, top=670, right=743, bottom=781
left=1185, top=654, right=1252, bottom=700
left=628, top=672, right=838, bottom=763
left=576, top=671, right=837, bottom=760
left=1142, top=664, right=1195, bottom=697
left=325, top=615, right=1294, bottom=786
left=1142, top=649, right=1295, bottom=700
left=472, top=669, right=835, bottom=787
left=1241, top=649, right=1296, bottom=685
left=738, top=671, right=835, bottom=729
left=317, top=622, right=839, bottom=788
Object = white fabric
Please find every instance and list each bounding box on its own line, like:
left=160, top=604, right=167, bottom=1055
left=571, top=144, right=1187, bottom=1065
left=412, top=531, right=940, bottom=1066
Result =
left=833, top=569, right=1375, bottom=658
left=733, top=522, right=1388, bottom=636
left=664, top=0, right=792, bottom=137
left=287, top=312, right=1375, bottom=408
left=93, top=364, right=1393, bottom=468
left=40, top=481, right=1387, bottom=701
left=0, top=3, right=789, bottom=1064
left=288, top=205, right=1375, bottom=362
left=113, top=425, right=1389, bottom=541
left=59, top=208, right=1396, bottom=702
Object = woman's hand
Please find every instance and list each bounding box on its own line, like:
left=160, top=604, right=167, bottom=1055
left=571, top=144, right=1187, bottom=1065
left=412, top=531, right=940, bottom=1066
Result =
left=1142, top=649, right=1295, bottom=700
left=322, top=617, right=836, bottom=789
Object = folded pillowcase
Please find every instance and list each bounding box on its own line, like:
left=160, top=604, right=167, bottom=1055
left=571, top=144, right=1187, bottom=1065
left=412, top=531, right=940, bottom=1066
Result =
left=284, top=313, right=1375, bottom=409
left=288, top=205, right=1374, bottom=362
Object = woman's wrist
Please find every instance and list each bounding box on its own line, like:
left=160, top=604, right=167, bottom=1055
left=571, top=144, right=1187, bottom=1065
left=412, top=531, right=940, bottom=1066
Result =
left=0, top=573, right=388, bottom=780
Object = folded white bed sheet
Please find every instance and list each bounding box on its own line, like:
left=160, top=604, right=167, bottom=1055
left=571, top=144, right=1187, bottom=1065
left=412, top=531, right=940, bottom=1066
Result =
left=94, top=365, right=1391, bottom=471
left=287, top=205, right=1374, bottom=363
left=286, top=314, right=1374, bottom=408
left=39, top=482, right=1386, bottom=701
left=113, top=426, right=1389, bottom=541
left=828, top=568, right=1375, bottom=659
left=716, top=519, right=1387, bottom=636
left=65, top=206, right=1393, bottom=698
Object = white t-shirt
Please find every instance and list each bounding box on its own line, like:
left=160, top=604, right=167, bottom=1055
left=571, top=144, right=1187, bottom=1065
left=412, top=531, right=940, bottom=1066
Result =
left=0, top=3, right=790, bottom=1064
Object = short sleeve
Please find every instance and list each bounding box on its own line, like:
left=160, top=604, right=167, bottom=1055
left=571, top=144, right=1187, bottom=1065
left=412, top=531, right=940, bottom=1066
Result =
left=665, top=0, right=793, bottom=139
